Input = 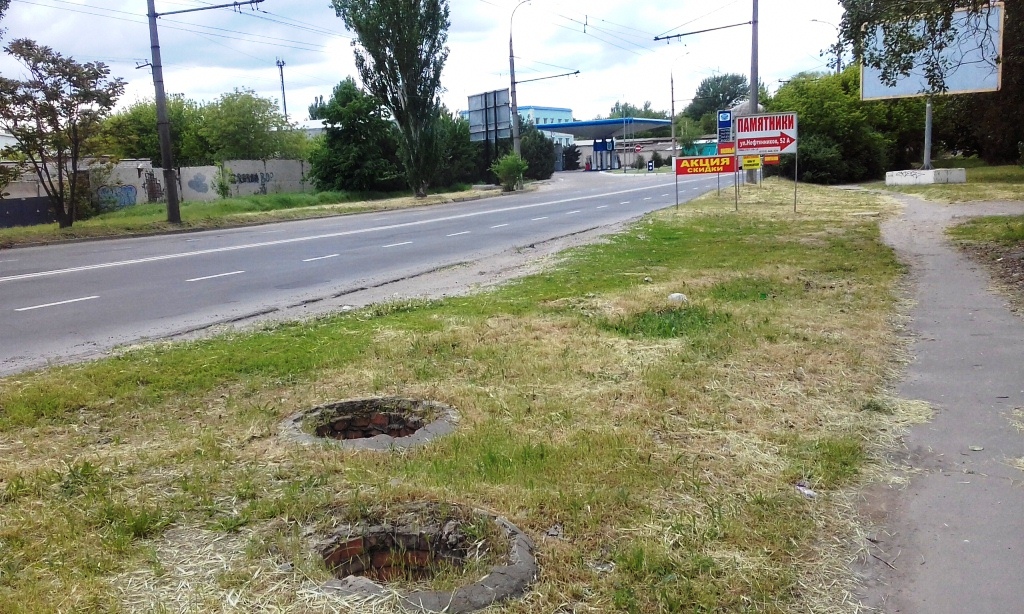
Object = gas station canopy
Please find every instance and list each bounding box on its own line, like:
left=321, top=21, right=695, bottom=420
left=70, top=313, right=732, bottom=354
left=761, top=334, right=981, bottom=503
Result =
left=547, top=117, right=671, bottom=141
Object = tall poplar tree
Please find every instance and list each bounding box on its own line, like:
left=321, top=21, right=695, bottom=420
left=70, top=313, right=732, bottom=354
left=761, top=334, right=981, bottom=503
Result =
left=332, top=0, right=450, bottom=197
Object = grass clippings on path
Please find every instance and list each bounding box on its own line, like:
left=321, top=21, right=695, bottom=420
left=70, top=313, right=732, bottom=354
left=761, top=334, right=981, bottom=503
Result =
left=0, top=179, right=921, bottom=613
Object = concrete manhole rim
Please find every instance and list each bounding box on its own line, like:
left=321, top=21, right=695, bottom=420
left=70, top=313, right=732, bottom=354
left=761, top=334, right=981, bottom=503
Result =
left=317, top=504, right=537, bottom=613
left=279, top=396, right=459, bottom=451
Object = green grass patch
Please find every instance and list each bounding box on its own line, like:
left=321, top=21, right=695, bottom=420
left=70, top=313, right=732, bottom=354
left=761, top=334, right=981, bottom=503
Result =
left=948, top=214, right=1024, bottom=245
left=0, top=180, right=909, bottom=612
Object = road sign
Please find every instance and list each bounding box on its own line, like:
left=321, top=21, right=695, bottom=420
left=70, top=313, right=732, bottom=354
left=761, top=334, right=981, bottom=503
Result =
left=634, top=144, right=643, bottom=153
left=763, top=154, right=781, bottom=166
left=735, top=112, right=798, bottom=155
left=742, top=156, right=762, bottom=170
left=717, top=109, right=732, bottom=144
left=647, top=160, right=654, bottom=172
left=717, top=142, right=735, bottom=155
left=675, top=155, right=736, bottom=176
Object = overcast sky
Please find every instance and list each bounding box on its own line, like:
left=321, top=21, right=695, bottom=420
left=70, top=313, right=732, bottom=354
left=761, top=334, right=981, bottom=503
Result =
left=0, top=0, right=845, bottom=123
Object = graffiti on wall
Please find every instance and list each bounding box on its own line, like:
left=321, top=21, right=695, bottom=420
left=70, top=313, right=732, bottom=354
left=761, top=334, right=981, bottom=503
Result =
left=231, top=171, right=274, bottom=194
left=187, top=173, right=210, bottom=193
left=96, top=184, right=138, bottom=209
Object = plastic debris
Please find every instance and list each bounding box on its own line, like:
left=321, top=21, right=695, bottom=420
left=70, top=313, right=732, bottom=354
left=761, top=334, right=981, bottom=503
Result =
left=668, top=293, right=688, bottom=304
left=795, top=481, right=818, bottom=499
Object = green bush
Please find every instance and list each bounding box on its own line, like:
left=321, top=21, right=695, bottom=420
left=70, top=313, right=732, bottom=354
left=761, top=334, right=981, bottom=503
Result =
left=632, top=154, right=646, bottom=170
left=651, top=150, right=665, bottom=168
left=490, top=153, right=528, bottom=191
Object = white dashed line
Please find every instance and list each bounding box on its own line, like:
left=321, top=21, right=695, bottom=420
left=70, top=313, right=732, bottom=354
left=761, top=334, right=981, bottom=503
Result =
left=186, top=271, right=245, bottom=283
left=490, top=223, right=509, bottom=228
left=185, top=239, right=200, bottom=242
left=596, top=205, right=608, bottom=209
left=382, top=241, right=413, bottom=248
left=662, top=194, right=670, bottom=197
left=303, top=254, right=339, bottom=262
left=446, top=231, right=470, bottom=237
left=0, top=259, right=19, bottom=263
left=531, top=216, right=548, bottom=221
left=643, top=197, right=652, bottom=201
left=15, top=295, right=99, bottom=312
left=566, top=210, right=581, bottom=215
left=620, top=201, right=630, bottom=204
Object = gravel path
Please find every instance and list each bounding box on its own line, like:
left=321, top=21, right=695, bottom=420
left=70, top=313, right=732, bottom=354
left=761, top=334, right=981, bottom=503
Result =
left=857, top=195, right=1024, bottom=613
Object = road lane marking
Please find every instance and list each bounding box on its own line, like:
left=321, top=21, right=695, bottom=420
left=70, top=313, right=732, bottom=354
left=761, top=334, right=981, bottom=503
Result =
left=0, top=180, right=704, bottom=285
left=531, top=216, right=548, bottom=221
left=662, top=194, right=670, bottom=197
left=15, top=295, right=99, bottom=312
left=303, top=254, right=339, bottom=262
left=186, top=271, right=245, bottom=283
left=566, top=210, right=581, bottom=215
left=446, top=231, right=470, bottom=237
left=644, top=197, right=652, bottom=201
left=620, top=201, right=630, bottom=204
left=490, top=223, right=509, bottom=228
left=382, top=241, right=413, bottom=248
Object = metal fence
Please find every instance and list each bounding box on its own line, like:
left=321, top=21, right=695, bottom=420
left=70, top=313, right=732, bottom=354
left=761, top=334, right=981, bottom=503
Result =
left=0, top=197, right=54, bottom=228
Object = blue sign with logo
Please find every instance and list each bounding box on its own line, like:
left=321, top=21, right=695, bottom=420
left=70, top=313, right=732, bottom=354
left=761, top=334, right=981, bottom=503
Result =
left=717, top=109, right=732, bottom=144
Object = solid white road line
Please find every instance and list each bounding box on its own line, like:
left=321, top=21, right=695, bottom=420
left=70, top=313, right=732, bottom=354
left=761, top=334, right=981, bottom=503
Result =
left=186, top=271, right=245, bottom=283
left=490, top=223, right=509, bottom=228
left=15, top=295, right=99, bottom=312
left=382, top=241, right=413, bottom=248
left=1, top=179, right=707, bottom=286
left=303, top=254, right=340, bottom=262
left=446, top=231, right=470, bottom=237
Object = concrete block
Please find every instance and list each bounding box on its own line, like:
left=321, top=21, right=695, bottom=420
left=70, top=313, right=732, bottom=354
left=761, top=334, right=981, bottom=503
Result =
left=885, top=168, right=967, bottom=186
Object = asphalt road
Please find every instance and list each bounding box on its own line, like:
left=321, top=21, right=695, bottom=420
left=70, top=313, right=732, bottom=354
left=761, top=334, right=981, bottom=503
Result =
left=0, top=171, right=732, bottom=374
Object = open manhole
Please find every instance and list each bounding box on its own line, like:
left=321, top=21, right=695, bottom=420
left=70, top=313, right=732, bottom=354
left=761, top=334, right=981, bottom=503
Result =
left=314, top=502, right=536, bottom=613
left=280, top=397, right=458, bottom=451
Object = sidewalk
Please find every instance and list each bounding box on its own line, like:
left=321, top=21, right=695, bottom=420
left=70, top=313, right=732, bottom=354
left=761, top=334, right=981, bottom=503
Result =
left=857, top=195, right=1024, bottom=613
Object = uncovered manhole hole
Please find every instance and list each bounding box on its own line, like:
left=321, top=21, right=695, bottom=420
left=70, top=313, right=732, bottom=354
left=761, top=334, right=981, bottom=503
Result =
left=280, top=397, right=458, bottom=451
left=313, top=502, right=536, bottom=613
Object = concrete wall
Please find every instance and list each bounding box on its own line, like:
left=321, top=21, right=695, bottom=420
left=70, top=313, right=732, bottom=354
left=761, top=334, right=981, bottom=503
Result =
left=167, top=159, right=310, bottom=202
left=94, top=160, right=153, bottom=210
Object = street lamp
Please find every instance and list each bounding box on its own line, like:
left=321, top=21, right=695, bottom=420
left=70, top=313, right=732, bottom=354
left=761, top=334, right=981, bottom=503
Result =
left=810, top=19, right=843, bottom=74
left=509, top=0, right=530, bottom=157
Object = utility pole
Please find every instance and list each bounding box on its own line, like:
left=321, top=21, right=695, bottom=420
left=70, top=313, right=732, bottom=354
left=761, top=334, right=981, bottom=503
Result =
left=509, top=0, right=530, bottom=157
left=146, top=1, right=264, bottom=224
left=277, top=58, right=288, bottom=122
left=147, top=0, right=181, bottom=224
left=746, top=0, right=759, bottom=185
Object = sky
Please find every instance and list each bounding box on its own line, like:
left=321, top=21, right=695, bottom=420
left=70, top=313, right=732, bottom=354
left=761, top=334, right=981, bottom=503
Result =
left=0, top=0, right=845, bottom=124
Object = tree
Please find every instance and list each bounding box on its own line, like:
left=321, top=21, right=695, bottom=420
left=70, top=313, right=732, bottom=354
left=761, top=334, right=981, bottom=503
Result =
left=608, top=100, right=667, bottom=119
left=101, top=95, right=210, bottom=166
left=201, top=88, right=305, bottom=162
left=520, top=121, right=555, bottom=180
left=433, top=107, right=479, bottom=188
left=333, top=0, right=450, bottom=197
left=562, top=143, right=581, bottom=171
left=306, top=77, right=403, bottom=192
left=0, top=40, right=124, bottom=227
left=684, top=74, right=748, bottom=121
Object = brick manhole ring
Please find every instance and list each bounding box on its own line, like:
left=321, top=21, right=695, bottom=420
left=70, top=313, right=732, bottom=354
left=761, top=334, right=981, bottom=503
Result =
left=280, top=397, right=458, bottom=451
left=313, top=502, right=536, bottom=613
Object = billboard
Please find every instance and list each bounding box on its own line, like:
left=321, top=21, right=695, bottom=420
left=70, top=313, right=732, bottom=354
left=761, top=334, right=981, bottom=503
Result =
left=735, top=113, right=798, bottom=156
left=675, top=156, right=736, bottom=175
left=467, top=89, right=511, bottom=142
left=861, top=4, right=1004, bottom=100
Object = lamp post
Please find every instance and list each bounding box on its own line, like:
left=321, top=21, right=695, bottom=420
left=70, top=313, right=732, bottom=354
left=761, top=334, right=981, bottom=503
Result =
left=509, top=0, right=530, bottom=157
left=810, top=19, right=843, bottom=74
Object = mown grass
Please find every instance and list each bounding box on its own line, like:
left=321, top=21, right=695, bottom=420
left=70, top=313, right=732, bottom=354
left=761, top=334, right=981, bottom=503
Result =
left=0, top=184, right=488, bottom=249
left=875, top=164, right=1024, bottom=202
left=0, top=179, right=917, bottom=612
left=948, top=214, right=1024, bottom=245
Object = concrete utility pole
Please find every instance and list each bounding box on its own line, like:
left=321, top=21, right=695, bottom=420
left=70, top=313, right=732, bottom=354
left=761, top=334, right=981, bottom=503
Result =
left=147, top=0, right=182, bottom=224
left=746, top=0, right=759, bottom=185
left=277, top=58, right=288, bottom=122
left=509, top=0, right=530, bottom=157
left=146, top=0, right=264, bottom=224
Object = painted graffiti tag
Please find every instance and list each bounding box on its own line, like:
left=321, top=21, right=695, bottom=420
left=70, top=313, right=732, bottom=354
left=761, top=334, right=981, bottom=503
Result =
left=96, top=184, right=138, bottom=209
left=230, top=172, right=274, bottom=185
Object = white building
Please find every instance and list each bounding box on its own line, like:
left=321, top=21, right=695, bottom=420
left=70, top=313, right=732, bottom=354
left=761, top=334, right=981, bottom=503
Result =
left=517, top=105, right=575, bottom=146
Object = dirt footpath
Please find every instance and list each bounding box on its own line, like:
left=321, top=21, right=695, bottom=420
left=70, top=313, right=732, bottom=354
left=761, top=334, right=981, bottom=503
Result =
left=857, top=195, right=1024, bottom=613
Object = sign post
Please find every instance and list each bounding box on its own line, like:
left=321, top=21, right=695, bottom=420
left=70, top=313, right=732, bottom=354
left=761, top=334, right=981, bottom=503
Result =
left=717, top=110, right=732, bottom=197
left=735, top=112, right=799, bottom=211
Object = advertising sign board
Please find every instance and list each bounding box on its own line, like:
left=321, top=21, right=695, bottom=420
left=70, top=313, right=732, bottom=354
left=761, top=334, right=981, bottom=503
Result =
left=675, top=156, right=736, bottom=176
left=742, top=156, right=762, bottom=170
left=717, top=109, right=732, bottom=144
left=763, top=154, right=781, bottom=166
left=735, top=112, right=798, bottom=155
left=717, top=142, right=735, bottom=155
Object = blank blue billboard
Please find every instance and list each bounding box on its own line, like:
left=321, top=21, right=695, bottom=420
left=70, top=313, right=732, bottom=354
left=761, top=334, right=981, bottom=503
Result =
left=861, top=4, right=1003, bottom=100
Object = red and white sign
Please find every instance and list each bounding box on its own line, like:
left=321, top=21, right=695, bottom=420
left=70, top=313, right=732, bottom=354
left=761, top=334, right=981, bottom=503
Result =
left=634, top=144, right=643, bottom=153
left=735, top=112, right=798, bottom=155
left=675, top=155, right=736, bottom=176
